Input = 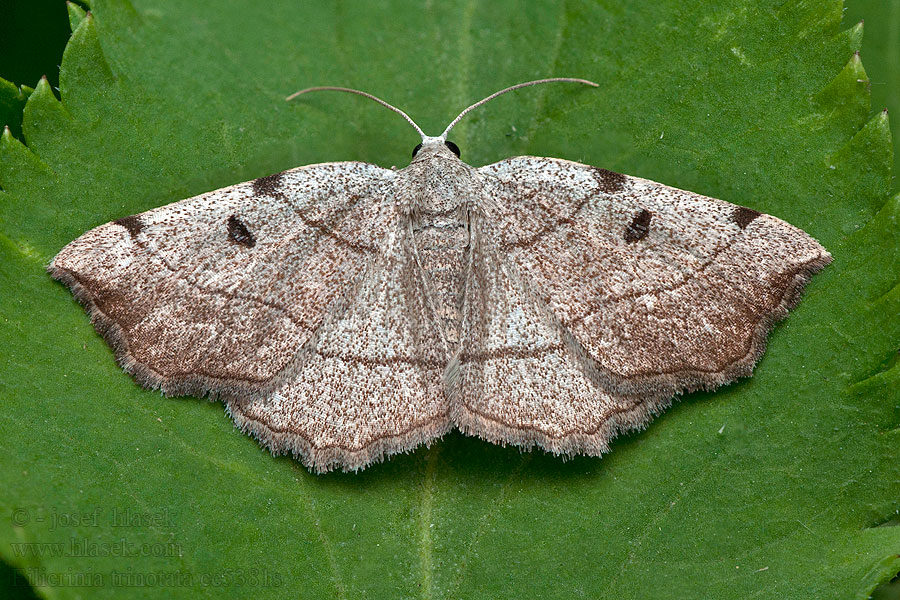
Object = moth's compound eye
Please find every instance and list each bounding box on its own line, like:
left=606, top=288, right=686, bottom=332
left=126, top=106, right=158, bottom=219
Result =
left=411, top=143, right=423, bottom=158
left=445, top=140, right=460, bottom=158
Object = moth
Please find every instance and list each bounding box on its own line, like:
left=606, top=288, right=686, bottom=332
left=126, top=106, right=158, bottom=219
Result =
left=50, top=78, right=831, bottom=472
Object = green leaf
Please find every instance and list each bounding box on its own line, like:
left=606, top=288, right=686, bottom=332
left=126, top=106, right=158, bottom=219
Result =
left=845, top=0, right=900, bottom=190
left=66, top=2, right=88, bottom=32
left=2, top=1, right=898, bottom=598
left=0, top=78, right=33, bottom=141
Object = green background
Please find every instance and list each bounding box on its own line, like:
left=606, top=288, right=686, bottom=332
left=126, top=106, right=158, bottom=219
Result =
left=1, top=1, right=898, bottom=598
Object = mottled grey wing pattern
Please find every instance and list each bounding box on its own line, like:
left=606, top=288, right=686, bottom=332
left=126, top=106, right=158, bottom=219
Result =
left=476, top=156, right=831, bottom=404
left=50, top=162, right=395, bottom=400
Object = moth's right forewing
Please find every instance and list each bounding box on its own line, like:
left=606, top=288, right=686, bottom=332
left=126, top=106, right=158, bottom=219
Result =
left=476, top=156, right=831, bottom=398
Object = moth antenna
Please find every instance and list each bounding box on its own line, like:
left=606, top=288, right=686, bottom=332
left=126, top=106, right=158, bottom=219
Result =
left=440, top=77, right=599, bottom=139
left=287, top=86, right=427, bottom=141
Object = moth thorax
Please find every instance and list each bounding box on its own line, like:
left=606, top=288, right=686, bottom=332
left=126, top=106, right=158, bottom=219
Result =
left=402, top=159, right=474, bottom=213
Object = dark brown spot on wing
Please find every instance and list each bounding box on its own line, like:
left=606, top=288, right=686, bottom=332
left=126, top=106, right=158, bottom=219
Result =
left=733, top=206, right=761, bottom=229
left=114, top=215, right=144, bottom=239
left=624, top=209, right=652, bottom=242
left=228, top=215, right=256, bottom=247
left=252, top=172, right=284, bottom=196
left=593, top=168, right=627, bottom=193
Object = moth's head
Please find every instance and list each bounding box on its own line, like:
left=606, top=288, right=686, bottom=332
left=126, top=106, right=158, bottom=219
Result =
left=410, top=136, right=461, bottom=164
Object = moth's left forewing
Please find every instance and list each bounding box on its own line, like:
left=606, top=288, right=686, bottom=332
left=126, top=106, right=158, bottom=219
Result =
left=49, top=161, right=396, bottom=400
left=476, top=156, right=831, bottom=398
